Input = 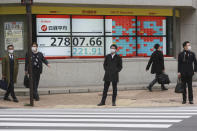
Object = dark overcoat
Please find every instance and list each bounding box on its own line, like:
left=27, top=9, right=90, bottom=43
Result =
left=178, top=50, right=197, bottom=76
left=103, top=54, right=122, bottom=82
left=146, top=50, right=165, bottom=74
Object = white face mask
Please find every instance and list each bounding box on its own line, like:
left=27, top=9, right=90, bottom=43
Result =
left=32, top=47, right=37, bottom=52
left=8, top=50, right=14, bottom=54
left=110, top=49, right=116, bottom=53
left=188, top=46, right=192, bottom=50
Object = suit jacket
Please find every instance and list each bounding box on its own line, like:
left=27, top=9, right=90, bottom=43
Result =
left=2, top=53, right=19, bottom=84
left=178, top=50, right=197, bottom=76
left=103, top=54, right=122, bottom=82
left=146, top=50, right=165, bottom=74
left=25, top=52, right=48, bottom=74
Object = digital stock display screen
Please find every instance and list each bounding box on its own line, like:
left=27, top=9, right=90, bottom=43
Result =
left=36, top=15, right=167, bottom=57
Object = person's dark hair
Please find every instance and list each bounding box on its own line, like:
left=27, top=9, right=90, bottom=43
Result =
left=154, top=44, right=160, bottom=50
left=32, top=42, right=38, bottom=47
left=7, top=45, right=14, bottom=49
left=110, top=44, right=118, bottom=49
left=183, top=41, right=190, bottom=48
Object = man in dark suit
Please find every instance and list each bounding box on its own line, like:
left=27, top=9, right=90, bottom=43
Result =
left=178, top=41, right=197, bottom=104
left=146, top=44, right=168, bottom=92
left=98, top=44, right=122, bottom=106
left=2, top=45, right=19, bottom=102
left=25, top=42, right=50, bottom=101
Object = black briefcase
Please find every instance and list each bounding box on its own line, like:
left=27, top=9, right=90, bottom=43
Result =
left=175, top=78, right=184, bottom=93
left=0, top=79, right=8, bottom=91
left=24, top=75, right=29, bottom=88
left=157, top=73, right=171, bottom=84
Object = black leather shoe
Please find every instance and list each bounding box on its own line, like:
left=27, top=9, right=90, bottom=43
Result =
left=189, top=101, right=194, bottom=104
left=35, top=97, right=40, bottom=101
left=34, top=95, right=40, bottom=101
left=4, top=97, right=11, bottom=101
left=97, top=103, right=105, bottom=106
left=13, top=99, right=19, bottom=103
left=162, top=87, right=168, bottom=91
left=112, top=103, right=116, bottom=106
left=182, top=101, right=186, bottom=104
left=147, top=86, right=152, bottom=92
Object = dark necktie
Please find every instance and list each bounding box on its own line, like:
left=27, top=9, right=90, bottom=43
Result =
left=10, top=55, right=13, bottom=60
left=186, top=51, right=189, bottom=59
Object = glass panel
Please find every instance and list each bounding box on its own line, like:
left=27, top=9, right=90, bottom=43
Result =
left=105, top=16, right=136, bottom=36
left=137, top=37, right=166, bottom=56
left=36, top=15, right=71, bottom=57
left=137, top=16, right=166, bottom=36
left=106, top=37, right=136, bottom=57
left=37, top=37, right=71, bottom=57
left=72, top=16, right=104, bottom=36
left=72, top=37, right=104, bottom=57
left=4, top=22, right=24, bottom=50
left=36, top=15, right=70, bottom=36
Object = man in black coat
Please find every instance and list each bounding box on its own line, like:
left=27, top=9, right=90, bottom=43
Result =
left=98, top=44, right=122, bottom=106
left=146, top=44, right=168, bottom=92
left=25, top=42, right=50, bottom=101
left=178, top=41, right=197, bottom=104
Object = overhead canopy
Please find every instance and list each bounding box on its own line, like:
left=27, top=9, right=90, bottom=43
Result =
left=0, top=6, right=180, bottom=17
left=0, top=0, right=196, bottom=9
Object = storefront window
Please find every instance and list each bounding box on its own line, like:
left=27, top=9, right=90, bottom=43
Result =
left=137, top=16, right=167, bottom=56
left=137, top=37, right=166, bottom=56
left=0, top=15, right=26, bottom=58
left=37, top=37, right=71, bottom=56
left=35, top=15, right=169, bottom=58
left=4, top=22, right=24, bottom=51
left=106, top=37, right=136, bottom=57
left=36, top=15, right=71, bottom=57
left=72, top=37, right=104, bottom=57
left=137, top=16, right=166, bottom=36
left=72, top=16, right=104, bottom=57
left=105, top=16, right=136, bottom=36
left=72, top=16, right=104, bottom=36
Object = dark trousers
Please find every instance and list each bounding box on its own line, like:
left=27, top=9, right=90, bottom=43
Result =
left=148, top=73, right=165, bottom=88
left=101, top=81, right=117, bottom=104
left=4, top=81, right=16, bottom=99
left=33, top=71, right=41, bottom=99
left=181, top=75, right=193, bottom=102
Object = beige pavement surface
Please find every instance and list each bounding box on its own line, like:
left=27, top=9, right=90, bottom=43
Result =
left=0, top=87, right=197, bottom=108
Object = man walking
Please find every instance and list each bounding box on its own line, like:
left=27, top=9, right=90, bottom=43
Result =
left=25, top=42, right=50, bottom=101
left=2, top=45, right=19, bottom=102
left=178, top=41, right=197, bottom=104
left=146, top=44, right=168, bottom=92
left=98, top=44, right=122, bottom=106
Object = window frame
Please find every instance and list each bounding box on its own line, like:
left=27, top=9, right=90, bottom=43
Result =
left=34, top=14, right=171, bottom=59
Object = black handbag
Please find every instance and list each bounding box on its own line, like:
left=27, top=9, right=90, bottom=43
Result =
left=157, top=73, right=171, bottom=84
left=0, top=79, right=8, bottom=91
left=24, top=75, right=29, bottom=88
left=175, top=78, right=184, bottom=93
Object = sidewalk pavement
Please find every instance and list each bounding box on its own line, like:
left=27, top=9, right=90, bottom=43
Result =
left=0, top=83, right=197, bottom=108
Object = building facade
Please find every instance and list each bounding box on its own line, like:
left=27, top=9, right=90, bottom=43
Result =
left=0, top=0, right=196, bottom=88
